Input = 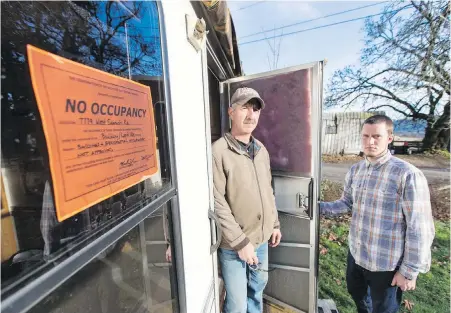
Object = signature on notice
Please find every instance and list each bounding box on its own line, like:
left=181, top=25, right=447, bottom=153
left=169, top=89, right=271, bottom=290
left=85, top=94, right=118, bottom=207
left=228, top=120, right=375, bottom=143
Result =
left=119, top=158, right=136, bottom=169
left=141, top=154, right=153, bottom=161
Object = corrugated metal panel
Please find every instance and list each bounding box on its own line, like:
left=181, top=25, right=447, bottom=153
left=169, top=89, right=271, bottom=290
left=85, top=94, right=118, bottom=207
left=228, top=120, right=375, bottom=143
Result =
left=321, top=111, right=385, bottom=154
left=324, top=111, right=385, bottom=120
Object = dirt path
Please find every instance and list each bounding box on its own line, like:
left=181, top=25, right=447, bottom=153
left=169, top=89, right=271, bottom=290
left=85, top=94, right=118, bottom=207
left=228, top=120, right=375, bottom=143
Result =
left=322, top=162, right=449, bottom=184
left=322, top=153, right=450, bottom=168
left=322, top=153, right=450, bottom=184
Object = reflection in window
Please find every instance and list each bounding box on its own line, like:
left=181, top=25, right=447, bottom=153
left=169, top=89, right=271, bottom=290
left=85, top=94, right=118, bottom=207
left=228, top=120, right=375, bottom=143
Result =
left=28, top=204, right=177, bottom=313
left=1, top=0, right=172, bottom=300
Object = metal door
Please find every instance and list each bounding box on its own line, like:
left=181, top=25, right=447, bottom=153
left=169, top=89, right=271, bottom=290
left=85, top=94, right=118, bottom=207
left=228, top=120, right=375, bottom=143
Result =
left=220, top=62, right=323, bottom=313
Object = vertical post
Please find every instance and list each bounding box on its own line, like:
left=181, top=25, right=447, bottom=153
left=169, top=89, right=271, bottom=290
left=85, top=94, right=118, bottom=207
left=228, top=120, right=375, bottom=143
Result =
left=125, top=22, right=132, bottom=79
left=139, top=220, right=153, bottom=310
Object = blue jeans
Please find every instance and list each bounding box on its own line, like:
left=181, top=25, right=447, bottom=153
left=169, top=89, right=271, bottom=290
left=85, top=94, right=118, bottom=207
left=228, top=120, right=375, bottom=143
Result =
left=346, top=251, right=403, bottom=313
left=219, top=243, right=268, bottom=313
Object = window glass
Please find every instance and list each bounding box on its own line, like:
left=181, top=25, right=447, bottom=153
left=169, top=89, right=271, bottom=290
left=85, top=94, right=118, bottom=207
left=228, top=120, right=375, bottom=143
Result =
left=28, top=203, right=177, bottom=313
left=1, top=0, right=172, bottom=299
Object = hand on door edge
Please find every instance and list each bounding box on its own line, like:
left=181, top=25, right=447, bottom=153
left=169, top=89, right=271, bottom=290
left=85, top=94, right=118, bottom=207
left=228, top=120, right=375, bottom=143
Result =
left=269, top=229, right=282, bottom=247
left=166, top=245, right=172, bottom=263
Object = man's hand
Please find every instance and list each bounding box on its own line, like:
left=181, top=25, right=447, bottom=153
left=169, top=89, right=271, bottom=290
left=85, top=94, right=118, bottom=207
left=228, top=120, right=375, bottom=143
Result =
left=238, top=242, right=258, bottom=265
left=165, top=246, right=172, bottom=263
left=391, top=272, right=416, bottom=291
left=270, top=229, right=282, bottom=247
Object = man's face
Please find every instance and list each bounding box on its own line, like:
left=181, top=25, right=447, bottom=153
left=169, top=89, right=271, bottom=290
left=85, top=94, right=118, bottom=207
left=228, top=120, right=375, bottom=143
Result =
left=361, top=122, right=393, bottom=157
left=229, top=101, right=261, bottom=135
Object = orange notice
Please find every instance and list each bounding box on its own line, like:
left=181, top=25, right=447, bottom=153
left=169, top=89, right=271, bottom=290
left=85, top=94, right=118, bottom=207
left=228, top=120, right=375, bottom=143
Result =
left=27, top=45, right=158, bottom=222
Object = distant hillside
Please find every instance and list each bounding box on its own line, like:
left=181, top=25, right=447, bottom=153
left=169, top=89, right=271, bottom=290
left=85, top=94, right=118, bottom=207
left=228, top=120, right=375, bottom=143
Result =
left=393, top=119, right=426, bottom=138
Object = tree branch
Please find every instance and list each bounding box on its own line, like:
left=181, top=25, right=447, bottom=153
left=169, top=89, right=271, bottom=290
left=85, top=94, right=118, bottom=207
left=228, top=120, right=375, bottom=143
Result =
left=368, top=104, right=415, bottom=117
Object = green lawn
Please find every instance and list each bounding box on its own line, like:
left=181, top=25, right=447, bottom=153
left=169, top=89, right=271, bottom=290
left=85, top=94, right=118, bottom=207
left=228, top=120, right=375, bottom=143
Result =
left=318, top=219, right=450, bottom=313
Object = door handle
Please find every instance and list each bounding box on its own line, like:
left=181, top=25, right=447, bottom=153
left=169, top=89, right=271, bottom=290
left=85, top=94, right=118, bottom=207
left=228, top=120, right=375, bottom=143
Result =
left=297, top=192, right=308, bottom=211
left=307, top=178, right=314, bottom=219
left=296, top=178, right=314, bottom=219
left=208, top=210, right=222, bottom=254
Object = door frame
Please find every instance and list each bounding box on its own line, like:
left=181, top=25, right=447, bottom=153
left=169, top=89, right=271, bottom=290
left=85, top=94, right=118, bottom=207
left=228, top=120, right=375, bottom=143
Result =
left=201, top=37, right=240, bottom=313
left=200, top=42, right=220, bottom=313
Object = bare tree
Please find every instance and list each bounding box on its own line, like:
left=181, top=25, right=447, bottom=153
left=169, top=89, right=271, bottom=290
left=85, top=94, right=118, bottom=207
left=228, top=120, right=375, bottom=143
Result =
left=326, top=0, right=450, bottom=150
left=262, top=25, right=283, bottom=70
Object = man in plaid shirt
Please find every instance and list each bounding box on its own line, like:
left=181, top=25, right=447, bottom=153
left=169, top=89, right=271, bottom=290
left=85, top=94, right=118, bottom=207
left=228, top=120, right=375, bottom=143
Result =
left=321, top=115, right=435, bottom=313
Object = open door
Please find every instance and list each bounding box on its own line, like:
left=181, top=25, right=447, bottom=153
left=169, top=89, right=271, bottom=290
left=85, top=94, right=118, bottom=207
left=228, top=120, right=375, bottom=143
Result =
left=220, top=62, right=323, bottom=313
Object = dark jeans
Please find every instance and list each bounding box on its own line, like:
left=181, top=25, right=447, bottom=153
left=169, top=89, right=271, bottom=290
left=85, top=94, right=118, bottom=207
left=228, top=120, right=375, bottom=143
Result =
left=346, top=251, right=403, bottom=313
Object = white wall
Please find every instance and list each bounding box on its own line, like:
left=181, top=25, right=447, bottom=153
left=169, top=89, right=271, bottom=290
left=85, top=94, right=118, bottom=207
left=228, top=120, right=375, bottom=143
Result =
left=161, top=2, right=214, bottom=312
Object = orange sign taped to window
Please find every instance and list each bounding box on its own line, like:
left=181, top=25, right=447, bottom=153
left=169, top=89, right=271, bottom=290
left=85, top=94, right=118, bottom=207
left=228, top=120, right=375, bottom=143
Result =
left=27, top=45, right=158, bottom=222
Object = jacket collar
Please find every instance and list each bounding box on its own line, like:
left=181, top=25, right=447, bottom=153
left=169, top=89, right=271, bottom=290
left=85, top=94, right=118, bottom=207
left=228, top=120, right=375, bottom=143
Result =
left=224, top=132, right=261, bottom=156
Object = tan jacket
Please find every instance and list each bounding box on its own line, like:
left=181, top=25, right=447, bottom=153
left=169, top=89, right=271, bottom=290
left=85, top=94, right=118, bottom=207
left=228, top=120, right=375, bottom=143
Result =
left=212, top=133, right=280, bottom=251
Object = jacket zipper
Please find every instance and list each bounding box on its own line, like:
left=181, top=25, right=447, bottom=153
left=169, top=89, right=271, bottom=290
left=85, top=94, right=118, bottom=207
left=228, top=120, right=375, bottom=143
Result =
left=229, top=135, right=266, bottom=245
left=251, top=157, right=265, bottom=244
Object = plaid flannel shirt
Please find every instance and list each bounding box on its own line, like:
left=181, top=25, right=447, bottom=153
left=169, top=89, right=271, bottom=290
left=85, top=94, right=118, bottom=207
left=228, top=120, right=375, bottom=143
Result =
left=321, top=151, right=435, bottom=279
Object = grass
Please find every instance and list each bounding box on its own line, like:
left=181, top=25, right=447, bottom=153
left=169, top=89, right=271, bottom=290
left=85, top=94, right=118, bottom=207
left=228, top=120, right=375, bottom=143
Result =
left=318, top=219, right=450, bottom=313
left=424, top=149, right=451, bottom=159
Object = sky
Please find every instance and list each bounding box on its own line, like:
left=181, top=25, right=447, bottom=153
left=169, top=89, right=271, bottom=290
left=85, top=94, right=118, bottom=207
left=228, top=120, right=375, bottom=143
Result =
left=227, top=0, right=389, bottom=112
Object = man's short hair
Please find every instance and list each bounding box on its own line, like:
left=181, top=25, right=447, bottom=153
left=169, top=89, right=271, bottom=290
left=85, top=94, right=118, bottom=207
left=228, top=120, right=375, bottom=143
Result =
left=363, top=114, right=394, bottom=135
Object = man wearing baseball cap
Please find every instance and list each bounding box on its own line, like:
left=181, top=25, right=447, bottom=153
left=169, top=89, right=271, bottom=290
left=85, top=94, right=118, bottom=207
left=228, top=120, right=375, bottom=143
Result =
left=212, top=87, right=282, bottom=312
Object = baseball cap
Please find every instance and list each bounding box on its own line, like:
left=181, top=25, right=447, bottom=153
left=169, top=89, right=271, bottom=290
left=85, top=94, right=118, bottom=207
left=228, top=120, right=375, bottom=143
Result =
left=230, top=87, right=266, bottom=110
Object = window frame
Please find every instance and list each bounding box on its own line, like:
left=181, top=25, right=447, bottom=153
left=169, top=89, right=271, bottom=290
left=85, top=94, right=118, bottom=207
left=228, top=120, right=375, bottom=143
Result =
left=0, top=2, right=186, bottom=313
